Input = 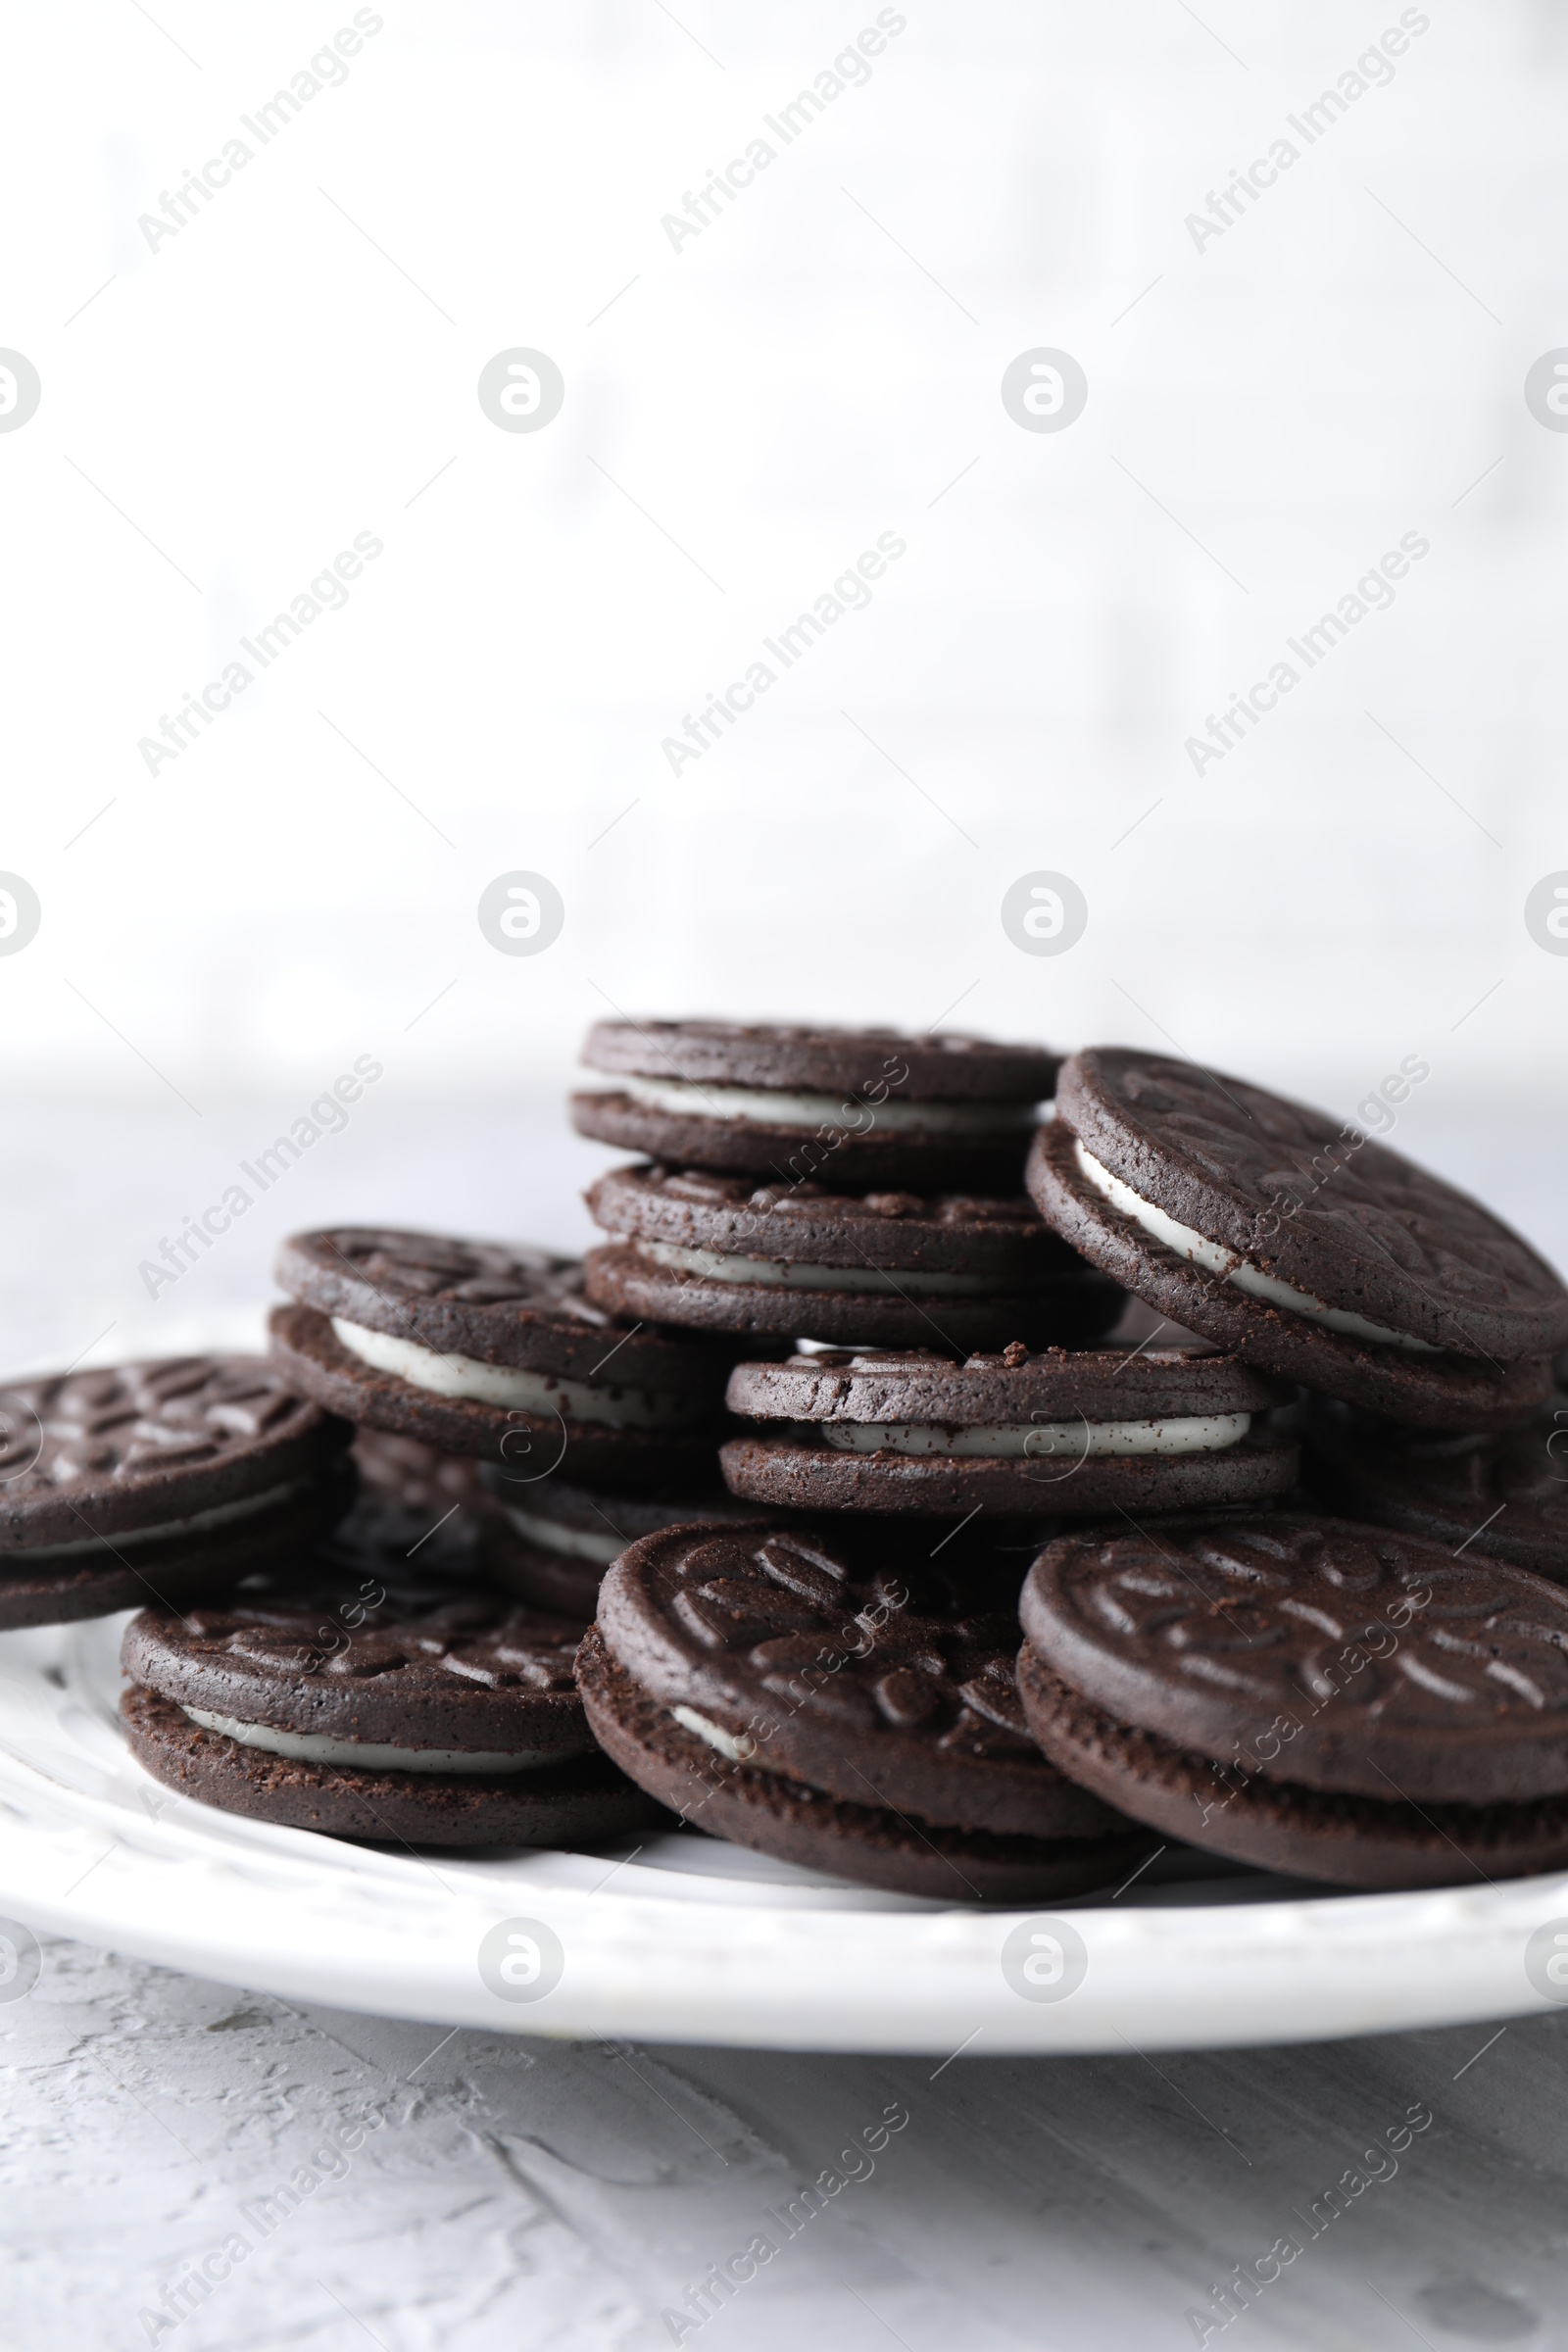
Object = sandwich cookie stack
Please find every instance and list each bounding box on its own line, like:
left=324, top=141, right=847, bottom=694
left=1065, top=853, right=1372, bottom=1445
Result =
left=122, top=1508, right=663, bottom=1846
left=575, top=1522, right=1152, bottom=1900
left=0, top=1355, right=355, bottom=1630
left=571, top=1017, right=1127, bottom=1599
left=60, top=1019, right=1568, bottom=1895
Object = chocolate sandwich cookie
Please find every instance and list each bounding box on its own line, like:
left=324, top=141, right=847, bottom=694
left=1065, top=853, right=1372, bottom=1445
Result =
left=1016, top=1512, right=1568, bottom=1888
left=576, top=1524, right=1151, bottom=1900
left=354, top=1428, right=499, bottom=1525
left=582, top=1165, right=1123, bottom=1351
left=1303, top=1395, right=1568, bottom=1582
left=270, top=1227, right=730, bottom=1486
left=0, top=1355, right=354, bottom=1630
left=719, top=1345, right=1297, bottom=1517
left=479, top=1467, right=783, bottom=1616
left=572, top=1020, right=1058, bottom=1190
left=351, top=1430, right=502, bottom=1572
left=1028, top=1049, right=1565, bottom=1429
left=122, top=1555, right=662, bottom=1847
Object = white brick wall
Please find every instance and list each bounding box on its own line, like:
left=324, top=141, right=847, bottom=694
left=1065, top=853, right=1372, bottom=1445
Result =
left=2, top=2, right=1564, bottom=1121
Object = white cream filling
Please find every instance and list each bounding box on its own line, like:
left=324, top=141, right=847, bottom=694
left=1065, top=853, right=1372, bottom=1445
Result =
left=612, top=1073, right=1039, bottom=1136
left=16, top=1480, right=302, bottom=1561
left=330, top=1319, right=701, bottom=1428
left=821, top=1413, right=1251, bottom=1458
left=503, top=1505, right=624, bottom=1565
left=629, top=1238, right=997, bottom=1297
left=1073, top=1140, right=1441, bottom=1354
left=182, top=1707, right=560, bottom=1774
left=671, top=1704, right=770, bottom=1767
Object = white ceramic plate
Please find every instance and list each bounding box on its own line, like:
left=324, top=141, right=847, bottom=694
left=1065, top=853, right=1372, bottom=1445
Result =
left=1, top=1615, right=1565, bottom=2054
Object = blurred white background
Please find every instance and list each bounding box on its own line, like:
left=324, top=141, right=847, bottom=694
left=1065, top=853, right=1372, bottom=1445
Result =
left=3, top=0, right=1567, bottom=1368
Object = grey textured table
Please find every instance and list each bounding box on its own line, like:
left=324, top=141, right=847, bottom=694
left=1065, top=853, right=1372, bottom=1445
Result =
left=5, top=1935, right=1566, bottom=2350
left=5, top=1096, right=1568, bottom=2352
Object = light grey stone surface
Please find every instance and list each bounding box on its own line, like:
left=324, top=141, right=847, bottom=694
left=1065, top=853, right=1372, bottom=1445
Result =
left=4, top=1931, right=1567, bottom=2351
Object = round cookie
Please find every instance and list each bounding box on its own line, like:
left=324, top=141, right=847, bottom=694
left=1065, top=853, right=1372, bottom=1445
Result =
left=478, top=1468, right=783, bottom=1616
left=582, top=1164, right=1123, bottom=1350
left=354, top=1428, right=502, bottom=1524
left=122, top=1551, right=662, bottom=1846
left=1017, top=1512, right=1568, bottom=1888
left=351, top=1430, right=503, bottom=1573
left=270, top=1226, right=731, bottom=1486
left=577, top=1523, right=1152, bottom=1900
left=719, top=1345, right=1297, bottom=1517
left=1027, top=1050, right=1564, bottom=1428
left=572, top=1020, right=1058, bottom=1190
left=1303, top=1395, right=1568, bottom=1582
left=0, top=1354, right=355, bottom=1630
